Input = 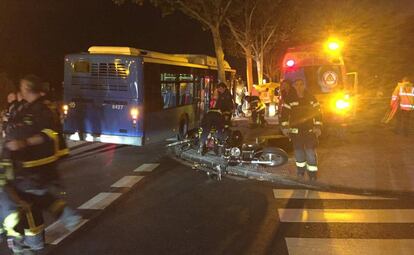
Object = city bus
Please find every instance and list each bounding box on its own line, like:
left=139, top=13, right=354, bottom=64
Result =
left=280, top=40, right=358, bottom=128
left=62, top=46, right=235, bottom=146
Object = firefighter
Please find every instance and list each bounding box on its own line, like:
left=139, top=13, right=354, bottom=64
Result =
left=3, top=75, right=80, bottom=253
left=198, top=108, right=225, bottom=155
left=391, top=77, right=414, bottom=136
left=215, top=82, right=234, bottom=127
left=250, top=96, right=267, bottom=127
left=280, top=79, right=322, bottom=181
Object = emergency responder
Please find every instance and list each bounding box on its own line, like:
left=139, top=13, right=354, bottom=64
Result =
left=280, top=79, right=322, bottom=181
left=277, top=79, right=292, bottom=119
left=215, top=82, right=234, bottom=127
left=250, top=96, right=267, bottom=127
left=198, top=108, right=225, bottom=155
left=3, top=75, right=80, bottom=253
left=391, top=77, right=414, bottom=136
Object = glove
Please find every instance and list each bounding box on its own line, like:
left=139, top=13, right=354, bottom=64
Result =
left=281, top=128, right=290, bottom=137
left=313, top=127, right=322, bottom=137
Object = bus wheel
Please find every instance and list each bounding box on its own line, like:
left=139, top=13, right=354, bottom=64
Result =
left=178, top=118, right=189, bottom=140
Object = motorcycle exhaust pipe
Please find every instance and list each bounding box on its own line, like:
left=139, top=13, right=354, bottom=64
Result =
left=228, top=159, right=275, bottom=166
left=166, top=139, right=191, bottom=147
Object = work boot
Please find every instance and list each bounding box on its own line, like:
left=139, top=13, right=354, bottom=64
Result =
left=308, top=171, right=317, bottom=182
left=7, top=237, right=34, bottom=255
left=59, top=207, right=82, bottom=231
left=23, top=232, right=44, bottom=251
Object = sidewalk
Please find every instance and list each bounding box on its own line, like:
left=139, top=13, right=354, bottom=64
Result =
left=230, top=101, right=414, bottom=194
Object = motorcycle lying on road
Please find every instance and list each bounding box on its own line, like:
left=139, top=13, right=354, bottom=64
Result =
left=168, top=127, right=289, bottom=180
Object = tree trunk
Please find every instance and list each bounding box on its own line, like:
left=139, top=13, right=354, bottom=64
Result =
left=255, top=53, right=264, bottom=85
left=245, top=48, right=254, bottom=95
left=211, top=27, right=226, bottom=84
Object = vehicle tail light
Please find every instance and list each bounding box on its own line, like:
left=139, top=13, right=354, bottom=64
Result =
left=62, top=104, right=69, bottom=115
left=286, top=59, right=295, bottom=67
left=130, top=108, right=139, bottom=125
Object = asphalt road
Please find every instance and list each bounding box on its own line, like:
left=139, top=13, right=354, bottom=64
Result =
left=2, top=141, right=414, bottom=255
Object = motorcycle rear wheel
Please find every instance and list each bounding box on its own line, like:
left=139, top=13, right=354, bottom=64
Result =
left=260, top=147, right=288, bottom=167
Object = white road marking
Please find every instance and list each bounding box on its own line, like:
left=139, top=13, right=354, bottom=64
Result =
left=111, top=176, right=144, bottom=188
left=78, top=192, right=122, bottom=210
left=285, top=238, right=414, bottom=255
left=134, top=163, right=160, bottom=173
left=278, top=209, right=414, bottom=223
left=45, top=219, right=88, bottom=245
left=273, top=189, right=393, bottom=200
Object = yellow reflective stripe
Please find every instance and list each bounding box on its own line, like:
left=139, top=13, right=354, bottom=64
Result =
left=283, top=103, right=291, bottom=109
left=26, top=210, right=36, bottom=230
left=281, top=121, right=289, bottom=127
left=312, top=102, right=320, bottom=107
left=22, top=155, right=58, bottom=168
left=290, top=102, right=299, bottom=106
left=296, top=162, right=307, bottom=167
left=42, top=129, right=59, bottom=154
left=57, top=148, right=70, bottom=157
left=400, top=104, right=414, bottom=109
left=314, top=121, right=323, bottom=125
left=307, top=165, right=318, bottom=171
left=24, top=225, right=45, bottom=236
left=21, top=129, right=60, bottom=168
left=4, top=212, right=21, bottom=237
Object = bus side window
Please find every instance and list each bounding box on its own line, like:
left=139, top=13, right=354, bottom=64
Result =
left=161, top=72, right=178, bottom=109
left=161, top=83, right=177, bottom=109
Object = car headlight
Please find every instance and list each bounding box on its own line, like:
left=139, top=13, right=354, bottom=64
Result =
left=335, top=99, right=350, bottom=110
left=230, top=147, right=241, bottom=157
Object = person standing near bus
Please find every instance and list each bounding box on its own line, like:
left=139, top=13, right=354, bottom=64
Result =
left=215, top=82, right=234, bottom=127
left=4, top=75, right=81, bottom=253
left=391, top=76, right=414, bottom=136
left=280, top=79, right=322, bottom=181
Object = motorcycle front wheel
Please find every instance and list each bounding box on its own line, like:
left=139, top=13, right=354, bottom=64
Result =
left=259, top=147, right=288, bottom=167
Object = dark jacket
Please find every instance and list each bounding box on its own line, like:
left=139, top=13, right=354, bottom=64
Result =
left=215, top=89, right=234, bottom=113
left=279, top=91, right=322, bottom=134
left=9, top=98, right=59, bottom=169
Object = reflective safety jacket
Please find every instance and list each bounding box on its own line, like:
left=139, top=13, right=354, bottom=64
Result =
left=42, top=98, right=69, bottom=157
left=8, top=98, right=60, bottom=169
left=391, top=82, right=414, bottom=111
left=279, top=91, right=322, bottom=134
left=0, top=159, right=14, bottom=187
left=251, top=98, right=266, bottom=113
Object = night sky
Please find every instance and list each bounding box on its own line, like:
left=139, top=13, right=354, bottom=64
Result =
left=0, top=0, right=225, bottom=87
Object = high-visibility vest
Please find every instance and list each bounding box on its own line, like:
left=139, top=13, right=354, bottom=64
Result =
left=391, top=82, right=414, bottom=110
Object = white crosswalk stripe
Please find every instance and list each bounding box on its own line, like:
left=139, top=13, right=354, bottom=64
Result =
left=273, top=189, right=414, bottom=255
left=285, top=238, right=414, bottom=255
left=273, top=189, right=393, bottom=200
left=278, top=208, right=414, bottom=223
left=78, top=192, right=122, bottom=210
left=45, top=219, right=89, bottom=245
left=111, top=176, right=144, bottom=188
left=134, top=163, right=160, bottom=172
